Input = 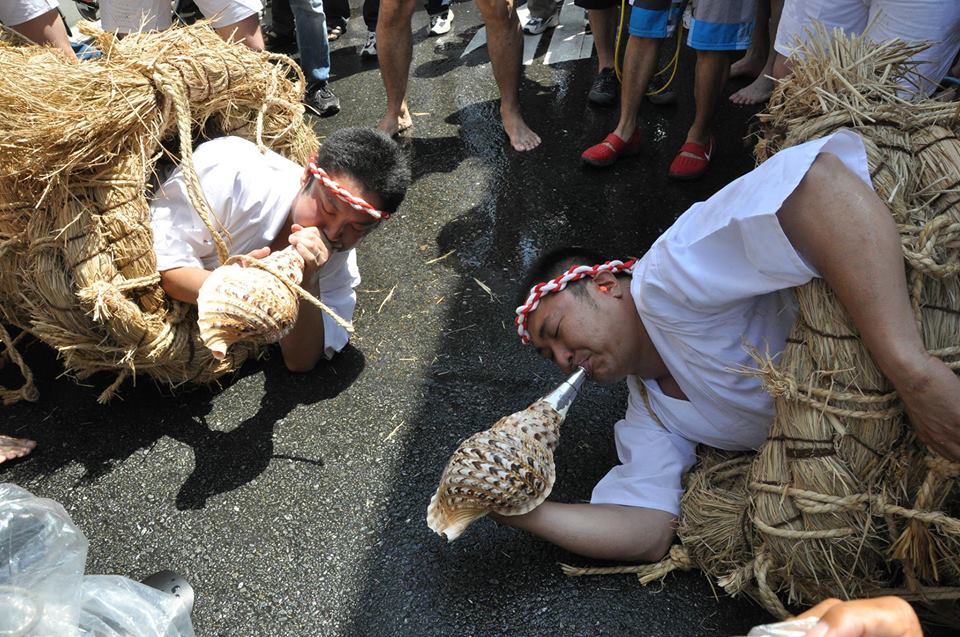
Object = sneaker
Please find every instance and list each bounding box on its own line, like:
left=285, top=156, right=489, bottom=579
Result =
left=523, top=14, right=559, bottom=35
left=360, top=31, right=377, bottom=57
left=428, top=9, right=454, bottom=36
left=304, top=82, right=340, bottom=117
left=588, top=67, right=618, bottom=106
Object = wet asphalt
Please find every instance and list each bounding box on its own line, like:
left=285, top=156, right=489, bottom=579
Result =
left=0, top=3, right=880, bottom=636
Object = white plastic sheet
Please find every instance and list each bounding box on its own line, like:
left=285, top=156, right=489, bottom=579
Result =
left=0, top=483, right=193, bottom=637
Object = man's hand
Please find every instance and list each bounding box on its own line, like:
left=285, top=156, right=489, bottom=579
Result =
left=887, top=352, right=960, bottom=462
left=288, top=224, right=331, bottom=278
left=796, top=597, right=921, bottom=637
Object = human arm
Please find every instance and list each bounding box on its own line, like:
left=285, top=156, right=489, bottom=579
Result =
left=490, top=502, right=675, bottom=562
left=10, top=7, right=77, bottom=62
left=279, top=225, right=341, bottom=372
left=777, top=151, right=960, bottom=461
left=159, top=247, right=270, bottom=304
left=796, top=597, right=921, bottom=637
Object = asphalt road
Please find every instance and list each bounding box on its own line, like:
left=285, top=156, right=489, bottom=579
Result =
left=1, top=3, right=907, bottom=636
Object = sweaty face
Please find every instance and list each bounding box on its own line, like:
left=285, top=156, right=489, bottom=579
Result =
left=525, top=281, right=639, bottom=384
left=290, top=171, right=384, bottom=251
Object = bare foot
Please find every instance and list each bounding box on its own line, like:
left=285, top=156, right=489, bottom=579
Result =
left=729, top=52, right=765, bottom=80
left=377, top=107, right=413, bottom=137
left=501, top=107, right=541, bottom=152
left=0, top=435, right=36, bottom=465
left=729, top=74, right=774, bottom=105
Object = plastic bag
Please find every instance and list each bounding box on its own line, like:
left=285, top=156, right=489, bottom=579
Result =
left=0, top=483, right=194, bottom=637
left=78, top=576, right=195, bottom=637
left=0, top=483, right=88, bottom=636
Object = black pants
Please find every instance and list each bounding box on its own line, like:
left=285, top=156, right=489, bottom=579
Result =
left=325, top=0, right=452, bottom=32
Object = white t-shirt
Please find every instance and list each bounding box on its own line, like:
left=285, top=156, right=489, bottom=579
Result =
left=591, top=130, right=873, bottom=516
left=150, top=136, right=360, bottom=359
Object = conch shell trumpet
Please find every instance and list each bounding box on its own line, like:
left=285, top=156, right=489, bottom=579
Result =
left=427, top=368, right=586, bottom=541
left=197, top=247, right=305, bottom=360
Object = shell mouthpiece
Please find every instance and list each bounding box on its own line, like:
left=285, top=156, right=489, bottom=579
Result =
left=540, top=367, right=587, bottom=417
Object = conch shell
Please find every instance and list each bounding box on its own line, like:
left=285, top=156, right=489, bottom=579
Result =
left=427, top=368, right=586, bottom=541
left=197, top=247, right=305, bottom=360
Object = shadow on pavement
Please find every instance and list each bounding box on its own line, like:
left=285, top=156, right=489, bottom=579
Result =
left=3, top=338, right=365, bottom=511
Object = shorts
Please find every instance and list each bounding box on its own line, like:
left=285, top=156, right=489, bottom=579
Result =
left=0, top=0, right=59, bottom=27
left=100, top=0, right=262, bottom=33
left=629, top=0, right=755, bottom=51
left=775, top=0, right=960, bottom=97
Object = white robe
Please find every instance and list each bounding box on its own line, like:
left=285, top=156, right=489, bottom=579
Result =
left=591, top=130, right=873, bottom=515
left=150, top=136, right=359, bottom=360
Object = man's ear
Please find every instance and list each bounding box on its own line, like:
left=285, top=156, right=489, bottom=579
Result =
left=591, top=270, right=624, bottom=298
left=300, top=168, right=311, bottom=189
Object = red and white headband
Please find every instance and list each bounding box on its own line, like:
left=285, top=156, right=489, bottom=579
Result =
left=514, top=258, right=638, bottom=344
left=307, top=154, right=389, bottom=221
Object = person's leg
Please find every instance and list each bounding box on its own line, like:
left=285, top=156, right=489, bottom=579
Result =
left=580, top=35, right=659, bottom=165
left=685, top=50, right=732, bottom=146
left=490, top=502, right=676, bottom=562
left=0, top=435, right=36, bottom=464
left=612, top=37, right=660, bottom=140
left=581, top=2, right=669, bottom=165
left=197, top=0, right=267, bottom=50
left=777, top=152, right=960, bottom=462
left=288, top=0, right=332, bottom=85
left=588, top=8, right=616, bottom=73
left=214, top=14, right=266, bottom=50
left=7, top=8, right=77, bottom=62
left=670, top=0, right=754, bottom=179
left=360, top=0, right=380, bottom=56
left=376, top=0, right=417, bottom=135
left=363, top=0, right=380, bottom=32
left=269, top=0, right=296, bottom=40
left=324, top=0, right=350, bottom=32
left=730, top=0, right=782, bottom=105
left=730, top=0, right=769, bottom=79
left=526, top=0, right=557, bottom=20
left=474, top=0, right=541, bottom=151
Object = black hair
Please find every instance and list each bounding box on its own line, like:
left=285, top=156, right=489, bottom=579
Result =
left=316, top=128, right=411, bottom=213
left=515, top=246, right=614, bottom=307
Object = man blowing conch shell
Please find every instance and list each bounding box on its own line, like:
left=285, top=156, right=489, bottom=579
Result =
left=502, top=130, right=960, bottom=563
left=151, top=127, right=410, bottom=372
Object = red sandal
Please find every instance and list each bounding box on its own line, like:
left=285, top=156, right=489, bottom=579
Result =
left=668, top=136, right=715, bottom=180
left=581, top=130, right=642, bottom=167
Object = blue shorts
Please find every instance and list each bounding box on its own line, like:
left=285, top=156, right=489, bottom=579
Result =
left=629, top=0, right=755, bottom=51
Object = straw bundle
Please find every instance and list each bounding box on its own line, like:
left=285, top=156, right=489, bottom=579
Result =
left=0, top=22, right=318, bottom=404
left=565, top=29, right=960, bottom=622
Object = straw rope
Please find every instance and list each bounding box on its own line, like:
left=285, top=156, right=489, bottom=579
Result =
left=0, top=22, right=319, bottom=402
left=563, top=27, right=960, bottom=624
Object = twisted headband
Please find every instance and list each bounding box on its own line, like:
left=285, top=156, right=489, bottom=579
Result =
left=514, top=258, right=638, bottom=343
left=307, top=154, right=389, bottom=221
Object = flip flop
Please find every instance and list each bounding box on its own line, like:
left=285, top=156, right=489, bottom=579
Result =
left=327, top=25, right=345, bottom=42
left=668, top=136, right=715, bottom=180
left=581, top=130, right=642, bottom=167
left=141, top=570, right=195, bottom=617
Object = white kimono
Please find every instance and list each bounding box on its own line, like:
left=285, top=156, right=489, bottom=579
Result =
left=150, top=136, right=360, bottom=360
left=591, top=130, right=873, bottom=515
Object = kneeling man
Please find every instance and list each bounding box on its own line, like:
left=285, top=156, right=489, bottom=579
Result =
left=151, top=127, right=410, bottom=372
left=497, top=130, right=960, bottom=562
